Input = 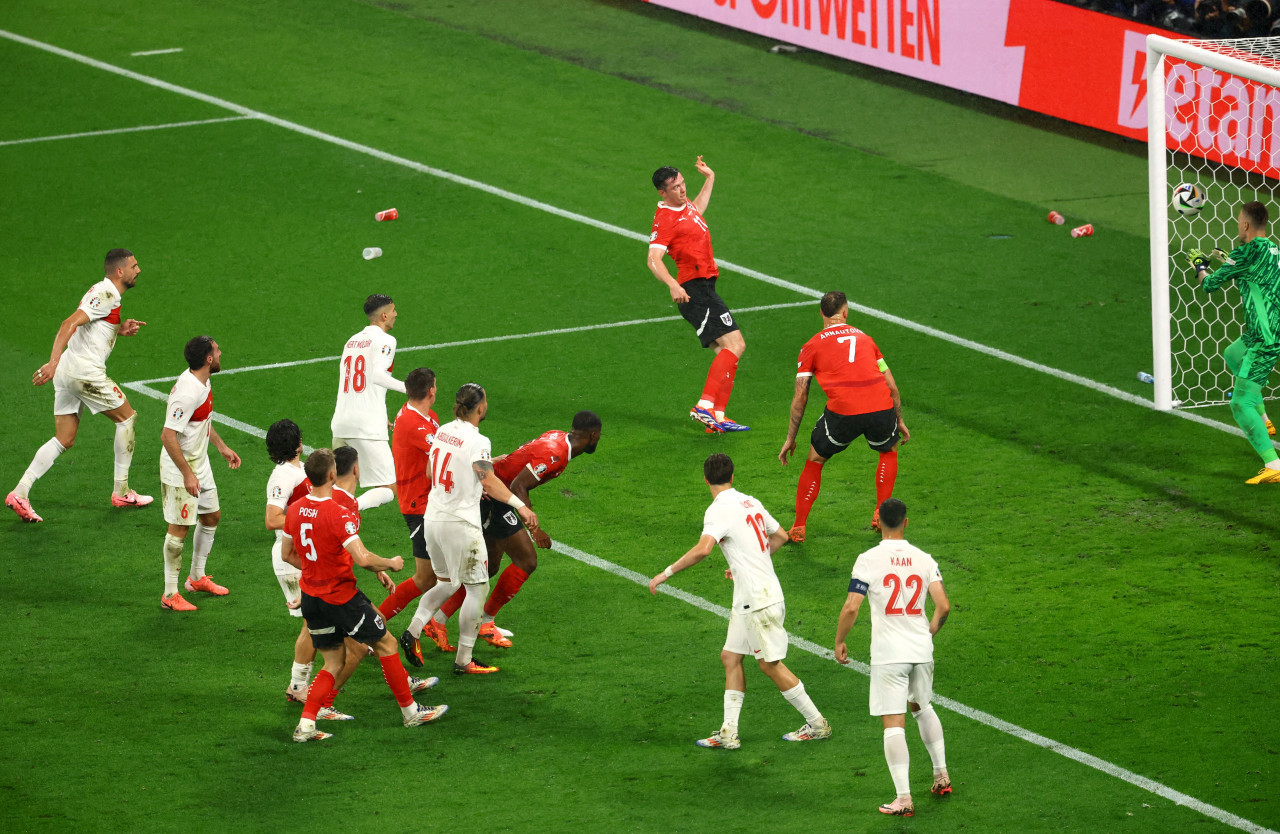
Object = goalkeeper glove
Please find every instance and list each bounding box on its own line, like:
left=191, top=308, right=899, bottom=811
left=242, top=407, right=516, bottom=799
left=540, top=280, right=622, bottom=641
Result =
left=1186, top=249, right=1211, bottom=272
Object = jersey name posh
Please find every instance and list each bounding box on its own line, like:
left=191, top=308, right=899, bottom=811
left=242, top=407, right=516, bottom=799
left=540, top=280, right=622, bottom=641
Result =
left=850, top=539, right=942, bottom=666
left=62, top=278, right=122, bottom=376
left=284, top=494, right=361, bottom=605
left=160, top=369, right=213, bottom=486
left=702, top=488, right=784, bottom=612
left=797, top=324, right=892, bottom=416
left=331, top=325, right=403, bottom=440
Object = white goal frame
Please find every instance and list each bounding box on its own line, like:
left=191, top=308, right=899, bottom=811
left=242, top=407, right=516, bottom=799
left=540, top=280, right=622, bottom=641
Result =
left=1146, top=35, right=1280, bottom=411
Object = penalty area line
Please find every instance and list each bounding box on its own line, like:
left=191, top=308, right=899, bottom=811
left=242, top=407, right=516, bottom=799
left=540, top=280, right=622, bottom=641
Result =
left=550, top=539, right=1278, bottom=834
left=0, top=115, right=254, bottom=147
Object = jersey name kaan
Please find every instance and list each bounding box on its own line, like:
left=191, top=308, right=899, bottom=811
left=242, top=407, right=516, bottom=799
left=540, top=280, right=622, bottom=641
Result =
left=850, top=539, right=942, bottom=666
left=702, top=488, right=784, bottom=613
left=424, top=419, right=491, bottom=528
left=649, top=202, right=718, bottom=284
left=797, top=324, right=892, bottom=416
left=62, top=278, right=122, bottom=378
left=331, top=325, right=405, bottom=441
left=160, top=369, right=213, bottom=486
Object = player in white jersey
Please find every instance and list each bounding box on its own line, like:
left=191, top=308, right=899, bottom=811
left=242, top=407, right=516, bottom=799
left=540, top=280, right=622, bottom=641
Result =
left=649, top=453, right=830, bottom=750
left=835, top=498, right=952, bottom=817
left=7, top=249, right=152, bottom=523
left=158, top=337, right=241, bottom=612
left=401, top=383, right=537, bottom=675
left=330, top=294, right=404, bottom=511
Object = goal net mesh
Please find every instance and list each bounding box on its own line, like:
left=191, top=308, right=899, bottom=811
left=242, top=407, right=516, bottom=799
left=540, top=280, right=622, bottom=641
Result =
left=1162, top=37, right=1280, bottom=408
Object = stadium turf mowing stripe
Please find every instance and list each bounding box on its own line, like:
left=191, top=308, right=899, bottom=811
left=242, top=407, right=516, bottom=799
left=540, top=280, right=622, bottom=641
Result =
left=1, top=26, right=1273, bottom=458
left=120, top=357, right=1278, bottom=834
left=0, top=114, right=252, bottom=146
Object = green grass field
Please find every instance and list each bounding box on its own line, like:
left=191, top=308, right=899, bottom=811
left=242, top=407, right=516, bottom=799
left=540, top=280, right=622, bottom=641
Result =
left=2, top=1, right=1277, bottom=832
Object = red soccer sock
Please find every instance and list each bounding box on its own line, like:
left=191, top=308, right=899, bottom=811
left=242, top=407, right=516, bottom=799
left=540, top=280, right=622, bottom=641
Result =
left=711, top=352, right=740, bottom=416
left=876, top=449, right=898, bottom=508
left=484, top=564, right=531, bottom=617
left=701, top=350, right=739, bottom=407
left=794, top=460, right=824, bottom=527
left=439, top=585, right=466, bottom=620
left=302, top=670, right=335, bottom=722
left=378, top=653, right=414, bottom=708
left=378, top=577, right=423, bottom=620
left=323, top=686, right=338, bottom=708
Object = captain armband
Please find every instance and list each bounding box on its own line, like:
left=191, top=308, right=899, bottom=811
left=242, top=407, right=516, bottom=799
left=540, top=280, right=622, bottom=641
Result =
left=877, top=358, right=888, bottom=373
left=849, top=577, right=869, bottom=596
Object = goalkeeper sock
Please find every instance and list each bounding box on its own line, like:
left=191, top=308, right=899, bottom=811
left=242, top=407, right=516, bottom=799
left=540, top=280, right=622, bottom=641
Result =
left=876, top=449, right=898, bottom=508
left=701, top=350, right=738, bottom=409
left=1230, top=378, right=1276, bottom=462
left=794, top=460, right=823, bottom=527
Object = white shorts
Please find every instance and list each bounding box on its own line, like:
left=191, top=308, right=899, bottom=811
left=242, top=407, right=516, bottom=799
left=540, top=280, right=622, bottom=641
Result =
left=271, top=538, right=304, bottom=618
left=333, top=437, right=395, bottom=488
left=424, top=519, right=488, bottom=585
left=869, top=661, right=934, bottom=716
left=724, top=602, right=789, bottom=663
left=52, top=365, right=126, bottom=417
left=161, top=461, right=219, bottom=526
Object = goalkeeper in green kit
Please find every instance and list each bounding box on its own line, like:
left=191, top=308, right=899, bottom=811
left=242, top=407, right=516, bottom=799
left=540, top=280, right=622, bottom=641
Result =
left=1188, top=200, right=1280, bottom=483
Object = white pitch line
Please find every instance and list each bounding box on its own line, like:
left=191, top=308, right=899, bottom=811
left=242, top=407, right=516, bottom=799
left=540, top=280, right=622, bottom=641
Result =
left=123, top=300, right=815, bottom=386
left=0, top=27, right=1268, bottom=450
left=0, top=115, right=253, bottom=147
left=131, top=47, right=183, bottom=56
left=551, top=539, right=1277, bottom=834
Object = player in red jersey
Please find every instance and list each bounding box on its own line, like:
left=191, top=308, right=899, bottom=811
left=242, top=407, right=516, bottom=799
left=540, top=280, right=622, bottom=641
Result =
left=779, top=292, right=910, bottom=541
left=647, top=158, right=749, bottom=434
left=418, top=411, right=603, bottom=650
left=377, top=369, right=443, bottom=634
left=281, top=448, right=447, bottom=742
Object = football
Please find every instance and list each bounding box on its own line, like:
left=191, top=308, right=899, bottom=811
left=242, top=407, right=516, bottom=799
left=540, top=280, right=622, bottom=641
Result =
left=1172, top=182, right=1206, bottom=216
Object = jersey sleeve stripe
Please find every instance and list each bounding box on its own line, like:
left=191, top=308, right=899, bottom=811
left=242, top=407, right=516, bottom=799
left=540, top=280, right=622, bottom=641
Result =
left=648, top=243, right=668, bottom=251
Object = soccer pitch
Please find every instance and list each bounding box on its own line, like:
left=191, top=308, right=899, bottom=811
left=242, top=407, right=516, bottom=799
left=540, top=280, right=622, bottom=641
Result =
left=2, top=1, right=1277, bottom=831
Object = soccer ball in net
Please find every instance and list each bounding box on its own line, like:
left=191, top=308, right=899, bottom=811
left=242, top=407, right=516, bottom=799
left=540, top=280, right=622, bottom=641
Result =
left=1171, top=183, right=1206, bottom=216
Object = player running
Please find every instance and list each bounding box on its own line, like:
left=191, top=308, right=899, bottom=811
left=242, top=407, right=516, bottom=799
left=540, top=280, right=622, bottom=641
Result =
left=1188, top=200, right=1280, bottom=483
left=649, top=453, right=830, bottom=750
left=779, top=291, right=909, bottom=541
left=330, top=294, right=404, bottom=510
left=399, top=384, right=537, bottom=675
left=158, top=337, right=241, bottom=611
left=414, top=411, right=603, bottom=651
left=835, top=498, right=952, bottom=817
left=281, top=448, right=446, bottom=742
left=647, top=158, right=749, bottom=434
left=8, top=249, right=151, bottom=522
left=377, top=368, right=442, bottom=625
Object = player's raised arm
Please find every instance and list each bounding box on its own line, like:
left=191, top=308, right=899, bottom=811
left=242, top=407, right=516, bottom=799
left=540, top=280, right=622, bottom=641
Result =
left=369, top=362, right=406, bottom=395
left=779, top=376, right=812, bottom=464
left=692, top=155, right=715, bottom=215
left=648, top=533, right=717, bottom=594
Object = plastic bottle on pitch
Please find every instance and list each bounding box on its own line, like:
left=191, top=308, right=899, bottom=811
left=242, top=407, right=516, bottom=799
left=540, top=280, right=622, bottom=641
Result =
left=1137, top=372, right=1154, bottom=384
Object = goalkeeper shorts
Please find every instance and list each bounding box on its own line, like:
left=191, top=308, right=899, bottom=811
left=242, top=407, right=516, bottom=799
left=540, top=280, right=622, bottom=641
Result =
left=1238, top=341, right=1280, bottom=387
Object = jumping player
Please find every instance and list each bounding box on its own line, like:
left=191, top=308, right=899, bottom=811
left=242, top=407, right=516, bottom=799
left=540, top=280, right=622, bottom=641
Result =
left=779, top=292, right=909, bottom=540
left=649, top=453, right=830, bottom=750
left=419, top=411, right=603, bottom=650
left=647, top=158, right=748, bottom=434
left=331, top=294, right=404, bottom=510
left=281, top=448, right=447, bottom=742
left=835, top=498, right=952, bottom=816
left=8, top=249, right=151, bottom=522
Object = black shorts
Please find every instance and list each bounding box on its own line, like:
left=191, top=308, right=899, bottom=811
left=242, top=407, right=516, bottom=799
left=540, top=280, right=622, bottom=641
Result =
left=300, top=590, right=387, bottom=650
left=810, top=407, right=899, bottom=460
left=677, top=277, right=738, bottom=348
left=480, top=496, right=524, bottom=541
left=402, top=512, right=429, bottom=561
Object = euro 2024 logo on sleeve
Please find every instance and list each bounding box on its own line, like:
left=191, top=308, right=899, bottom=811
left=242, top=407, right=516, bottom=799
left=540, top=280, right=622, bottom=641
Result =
left=271, top=485, right=283, bottom=499
left=171, top=406, right=184, bottom=420
left=344, top=520, right=358, bottom=536
left=381, top=344, right=392, bottom=357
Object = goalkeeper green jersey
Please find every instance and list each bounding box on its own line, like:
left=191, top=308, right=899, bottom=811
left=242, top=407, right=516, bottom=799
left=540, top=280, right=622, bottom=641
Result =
left=1202, top=236, right=1280, bottom=345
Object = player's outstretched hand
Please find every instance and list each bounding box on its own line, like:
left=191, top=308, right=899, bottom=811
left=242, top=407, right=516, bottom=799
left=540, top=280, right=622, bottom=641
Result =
left=1211, top=248, right=1229, bottom=264
left=531, top=528, right=552, bottom=549
left=376, top=570, right=396, bottom=592
left=1186, top=249, right=1212, bottom=271
left=724, top=569, right=734, bottom=581
left=32, top=360, right=56, bottom=387
left=518, top=506, right=538, bottom=531
left=778, top=437, right=797, bottom=465
left=834, top=642, right=850, bottom=665
left=648, top=573, right=668, bottom=595
left=695, top=155, right=713, bottom=179
left=287, top=596, right=301, bottom=609
left=221, top=447, right=242, bottom=469
left=119, top=319, right=146, bottom=337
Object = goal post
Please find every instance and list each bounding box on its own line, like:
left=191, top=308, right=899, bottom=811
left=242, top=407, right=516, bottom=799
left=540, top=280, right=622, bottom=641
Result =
left=1145, top=35, right=1280, bottom=411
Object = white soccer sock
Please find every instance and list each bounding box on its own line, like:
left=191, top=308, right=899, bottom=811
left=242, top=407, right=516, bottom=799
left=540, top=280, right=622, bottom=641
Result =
left=884, top=727, right=911, bottom=798
left=696, top=398, right=715, bottom=410
left=408, top=578, right=459, bottom=638
left=1267, top=460, right=1280, bottom=471
left=291, top=662, right=312, bottom=687
left=17, top=438, right=66, bottom=497
left=163, top=534, right=185, bottom=596
left=781, top=681, right=824, bottom=725
left=432, top=609, right=448, bottom=625
left=298, top=718, right=316, bottom=733
left=357, top=487, right=394, bottom=510
left=723, top=689, right=745, bottom=731
left=455, top=582, right=488, bottom=667
left=913, top=705, right=947, bottom=773
left=112, top=414, right=136, bottom=494
left=191, top=524, right=217, bottom=579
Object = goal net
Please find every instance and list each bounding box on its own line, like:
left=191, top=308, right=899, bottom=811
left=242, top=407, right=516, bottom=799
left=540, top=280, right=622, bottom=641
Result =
left=1146, top=35, right=1280, bottom=411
